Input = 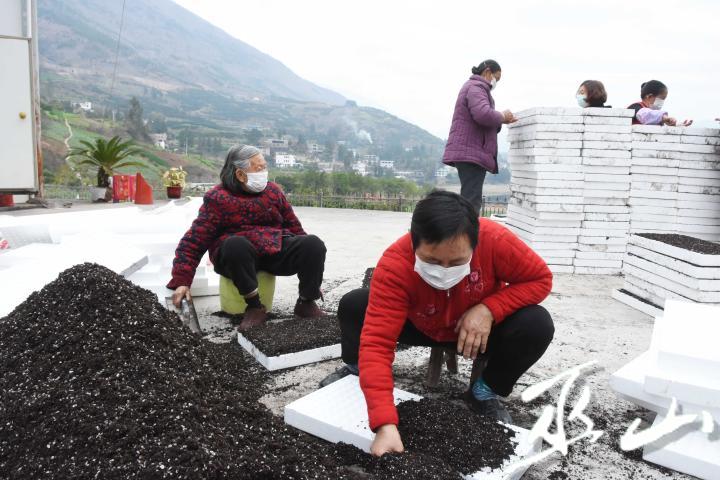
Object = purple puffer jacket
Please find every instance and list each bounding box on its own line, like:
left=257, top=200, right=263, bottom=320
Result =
left=442, top=75, right=504, bottom=173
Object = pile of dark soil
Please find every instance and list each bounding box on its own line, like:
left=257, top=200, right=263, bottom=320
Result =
left=362, top=267, right=375, bottom=289
left=637, top=233, right=720, bottom=255
left=0, top=263, right=516, bottom=479
left=0, top=263, right=343, bottom=479
left=241, top=314, right=341, bottom=356
left=396, top=398, right=515, bottom=474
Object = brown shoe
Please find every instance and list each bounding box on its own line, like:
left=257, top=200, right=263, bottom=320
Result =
left=293, top=299, right=323, bottom=319
left=238, top=306, right=268, bottom=331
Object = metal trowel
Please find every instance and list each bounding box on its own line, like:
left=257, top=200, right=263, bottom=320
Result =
left=177, top=297, right=202, bottom=335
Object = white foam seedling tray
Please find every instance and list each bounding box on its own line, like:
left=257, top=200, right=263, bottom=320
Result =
left=630, top=235, right=720, bottom=267
left=643, top=413, right=720, bottom=480
left=644, top=301, right=720, bottom=409
left=611, top=289, right=663, bottom=317
left=284, top=375, right=541, bottom=480
left=610, top=350, right=670, bottom=413
left=238, top=327, right=341, bottom=371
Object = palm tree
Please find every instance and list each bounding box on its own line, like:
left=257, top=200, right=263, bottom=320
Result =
left=66, top=136, right=146, bottom=189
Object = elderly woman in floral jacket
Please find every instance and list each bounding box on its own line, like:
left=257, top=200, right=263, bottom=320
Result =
left=443, top=59, right=517, bottom=212
left=168, top=145, right=326, bottom=330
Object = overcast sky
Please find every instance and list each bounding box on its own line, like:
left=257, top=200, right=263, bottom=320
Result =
left=173, top=0, right=719, bottom=140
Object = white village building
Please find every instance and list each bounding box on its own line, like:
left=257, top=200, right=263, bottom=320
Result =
left=275, top=153, right=297, bottom=169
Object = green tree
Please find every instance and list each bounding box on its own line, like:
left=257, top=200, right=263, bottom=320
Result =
left=125, top=97, right=149, bottom=141
left=177, top=129, right=194, bottom=152
left=66, top=136, right=145, bottom=188
left=148, top=113, right=167, bottom=133
left=246, top=128, right=263, bottom=146
left=53, top=163, right=83, bottom=187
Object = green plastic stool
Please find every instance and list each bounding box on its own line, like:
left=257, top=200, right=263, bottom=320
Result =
left=219, top=272, right=276, bottom=314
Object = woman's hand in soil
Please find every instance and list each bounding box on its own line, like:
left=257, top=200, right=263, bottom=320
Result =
left=172, top=286, right=192, bottom=307
left=371, top=424, right=404, bottom=457
left=455, top=303, right=494, bottom=360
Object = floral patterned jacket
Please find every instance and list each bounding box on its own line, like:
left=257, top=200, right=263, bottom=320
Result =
left=167, top=183, right=305, bottom=288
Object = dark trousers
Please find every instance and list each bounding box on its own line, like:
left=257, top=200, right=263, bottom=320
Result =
left=455, top=162, right=487, bottom=213
left=214, top=234, right=326, bottom=301
left=338, top=288, right=554, bottom=397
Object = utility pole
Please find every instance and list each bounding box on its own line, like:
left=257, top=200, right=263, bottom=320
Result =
left=31, top=0, right=43, bottom=198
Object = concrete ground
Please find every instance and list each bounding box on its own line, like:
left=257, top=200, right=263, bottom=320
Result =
left=190, top=207, right=693, bottom=480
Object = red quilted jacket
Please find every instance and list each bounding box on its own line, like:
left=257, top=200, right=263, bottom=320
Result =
left=167, top=183, right=305, bottom=289
left=359, top=219, right=552, bottom=431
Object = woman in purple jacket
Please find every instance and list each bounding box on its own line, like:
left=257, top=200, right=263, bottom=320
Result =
left=442, top=60, right=516, bottom=212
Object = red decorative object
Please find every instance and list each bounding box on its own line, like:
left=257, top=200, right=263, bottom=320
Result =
left=0, top=194, right=14, bottom=207
left=134, top=173, right=154, bottom=205
left=112, top=174, right=136, bottom=203
left=166, top=186, right=182, bottom=199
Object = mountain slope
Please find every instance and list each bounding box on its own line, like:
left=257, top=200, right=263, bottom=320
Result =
left=38, top=0, right=345, bottom=105
left=37, top=0, right=445, bottom=182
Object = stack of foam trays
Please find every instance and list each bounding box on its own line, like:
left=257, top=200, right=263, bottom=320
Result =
left=630, top=125, right=720, bottom=242
left=610, top=299, right=720, bottom=479
left=613, top=233, right=720, bottom=316
left=506, top=107, right=634, bottom=274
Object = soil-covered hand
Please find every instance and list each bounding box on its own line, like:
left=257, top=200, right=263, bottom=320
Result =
left=662, top=115, right=677, bottom=126
left=371, top=424, right=404, bottom=457
left=680, top=119, right=693, bottom=127
left=454, top=303, right=494, bottom=360
left=172, top=286, right=191, bottom=307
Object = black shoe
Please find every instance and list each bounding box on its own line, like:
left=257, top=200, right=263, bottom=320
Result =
left=319, top=365, right=358, bottom=388
left=463, top=391, right=513, bottom=424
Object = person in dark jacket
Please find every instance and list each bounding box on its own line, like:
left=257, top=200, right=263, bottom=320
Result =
left=442, top=59, right=517, bottom=212
left=576, top=80, right=610, bottom=108
left=167, top=145, right=327, bottom=330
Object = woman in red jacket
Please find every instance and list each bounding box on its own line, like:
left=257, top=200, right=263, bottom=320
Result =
left=167, top=145, right=326, bottom=330
left=321, top=191, right=554, bottom=457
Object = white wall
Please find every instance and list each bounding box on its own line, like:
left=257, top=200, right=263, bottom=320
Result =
left=0, top=0, right=29, bottom=38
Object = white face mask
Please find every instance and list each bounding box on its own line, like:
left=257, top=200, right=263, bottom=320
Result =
left=490, top=77, right=498, bottom=91
left=244, top=170, right=268, bottom=193
left=576, top=94, right=589, bottom=107
left=414, top=255, right=471, bottom=291
left=651, top=98, right=665, bottom=110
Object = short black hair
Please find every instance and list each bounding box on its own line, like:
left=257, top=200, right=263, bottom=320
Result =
left=410, top=190, right=479, bottom=250
left=641, top=80, right=667, bottom=99
left=472, top=59, right=501, bottom=76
